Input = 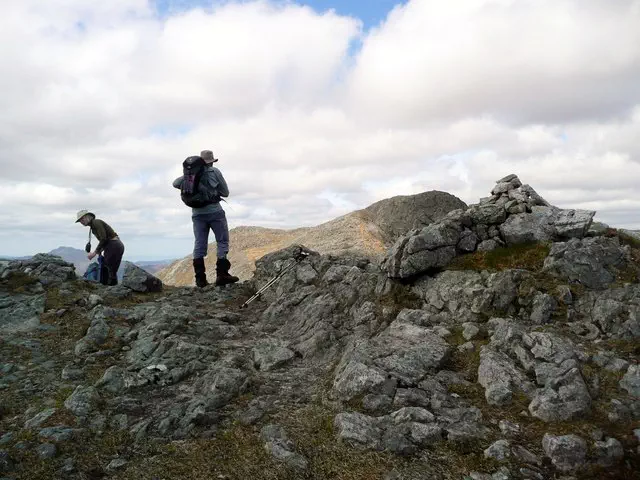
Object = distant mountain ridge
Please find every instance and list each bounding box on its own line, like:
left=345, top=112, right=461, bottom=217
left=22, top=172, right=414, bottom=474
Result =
left=157, top=190, right=468, bottom=286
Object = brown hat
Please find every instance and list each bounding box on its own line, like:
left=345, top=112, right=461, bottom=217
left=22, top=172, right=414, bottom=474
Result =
left=200, top=150, right=218, bottom=163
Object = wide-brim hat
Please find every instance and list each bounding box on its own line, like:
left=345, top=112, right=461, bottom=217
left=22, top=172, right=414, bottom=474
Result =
left=75, top=209, right=95, bottom=223
left=200, top=150, right=218, bottom=163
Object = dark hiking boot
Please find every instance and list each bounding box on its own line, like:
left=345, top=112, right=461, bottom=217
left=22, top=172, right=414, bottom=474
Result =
left=215, top=258, right=239, bottom=286
left=108, top=277, right=118, bottom=286
left=193, top=258, right=209, bottom=288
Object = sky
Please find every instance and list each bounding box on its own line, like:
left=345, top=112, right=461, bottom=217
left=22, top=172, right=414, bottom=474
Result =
left=1, top=0, right=640, bottom=259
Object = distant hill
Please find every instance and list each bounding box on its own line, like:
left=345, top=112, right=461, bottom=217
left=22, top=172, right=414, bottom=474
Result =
left=157, top=190, right=467, bottom=286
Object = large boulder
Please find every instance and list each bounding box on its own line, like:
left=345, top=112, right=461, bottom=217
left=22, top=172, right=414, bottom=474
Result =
left=122, top=262, right=163, bottom=293
left=543, top=237, right=631, bottom=289
left=499, top=207, right=594, bottom=245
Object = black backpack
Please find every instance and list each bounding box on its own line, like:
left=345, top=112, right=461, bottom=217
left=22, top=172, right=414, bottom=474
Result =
left=181, top=156, right=215, bottom=208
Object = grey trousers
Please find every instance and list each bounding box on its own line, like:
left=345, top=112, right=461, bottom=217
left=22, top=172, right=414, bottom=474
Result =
left=103, top=238, right=125, bottom=282
left=192, top=211, right=229, bottom=259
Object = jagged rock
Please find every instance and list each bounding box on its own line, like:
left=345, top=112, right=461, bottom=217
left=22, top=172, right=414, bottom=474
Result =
left=407, top=422, right=442, bottom=446
left=543, top=237, right=630, bottom=289
left=333, top=361, right=388, bottom=402
left=620, top=365, right=640, bottom=397
left=462, top=322, right=480, bottom=341
left=122, top=262, right=163, bottom=293
left=478, top=347, right=535, bottom=406
left=252, top=340, right=295, bottom=371
left=389, top=407, right=435, bottom=424
left=363, top=394, right=393, bottom=413
left=0, top=291, right=46, bottom=333
left=334, top=412, right=383, bottom=450
left=24, top=408, right=57, bottom=429
left=64, top=386, right=100, bottom=417
left=477, top=239, right=500, bottom=252
left=530, top=293, right=557, bottom=324
left=523, top=332, right=581, bottom=365
left=95, top=366, right=127, bottom=394
left=61, top=364, right=84, bottom=381
left=484, top=440, right=511, bottom=461
left=500, top=207, right=594, bottom=246
left=382, top=425, right=417, bottom=455
left=106, top=458, right=128, bottom=472
left=593, top=437, right=624, bottom=467
left=542, top=434, right=587, bottom=473
left=529, top=368, right=591, bottom=422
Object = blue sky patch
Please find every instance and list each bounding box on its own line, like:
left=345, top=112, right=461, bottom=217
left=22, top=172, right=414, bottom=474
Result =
left=152, top=0, right=405, bottom=30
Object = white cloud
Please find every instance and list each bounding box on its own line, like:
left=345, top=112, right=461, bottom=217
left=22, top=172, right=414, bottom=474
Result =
left=1, top=0, right=639, bottom=258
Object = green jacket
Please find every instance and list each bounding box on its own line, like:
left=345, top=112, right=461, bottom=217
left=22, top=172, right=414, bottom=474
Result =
left=89, top=219, right=118, bottom=254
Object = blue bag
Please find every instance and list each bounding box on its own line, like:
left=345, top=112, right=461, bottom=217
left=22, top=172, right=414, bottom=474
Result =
left=83, top=256, right=108, bottom=283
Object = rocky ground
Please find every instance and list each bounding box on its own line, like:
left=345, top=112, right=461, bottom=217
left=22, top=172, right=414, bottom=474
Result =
left=1, top=176, right=640, bottom=480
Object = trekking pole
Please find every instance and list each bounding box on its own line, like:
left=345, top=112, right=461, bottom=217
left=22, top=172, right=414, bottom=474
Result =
left=241, top=250, right=310, bottom=308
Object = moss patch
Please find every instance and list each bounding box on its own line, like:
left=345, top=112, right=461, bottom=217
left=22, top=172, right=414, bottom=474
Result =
left=448, top=243, right=551, bottom=272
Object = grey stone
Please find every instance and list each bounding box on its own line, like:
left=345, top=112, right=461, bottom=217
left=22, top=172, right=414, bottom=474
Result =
left=498, top=420, right=521, bottom=438
left=334, top=412, right=383, bottom=450
left=542, top=434, right=587, bottom=473
left=106, top=458, right=128, bottom=472
left=95, top=366, right=127, bottom=394
left=122, top=262, right=163, bottom=293
left=457, top=231, right=478, bottom=253
left=61, top=365, right=84, bottom=381
left=477, top=239, right=500, bottom=252
left=469, top=204, right=507, bottom=225
left=512, top=445, right=541, bottom=465
left=36, top=443, right=57, bottom=459
left=462, top=322, right=480, bottom=341
left=64, top=386, right=100, bottom=417
left=382, top=425, right=416, bottom=455
left=529, top=368, right=591, bottom=422
left=333, top=361, right=387, bottom=402
left=620, top=365, right=640, bottom=397
left=407, top=422, right=442, bottom=446
left=253, top=341, right=295, bottom=371
left=484, top=440, right=511, bottom=461
left=24, top=408, right=57, bottom=429
left=478, top=347, right=535, bottom=406
left=593, top=437, right=624, bottom=467
left=362, top=395, right=393, bottom=413
left=38, top=426, right=78, bottom=442
left=530, top=293, right=557, bottom=324
left=389, top=407, right=435, bottom=424
left=543, top=237, right=629, bottom=289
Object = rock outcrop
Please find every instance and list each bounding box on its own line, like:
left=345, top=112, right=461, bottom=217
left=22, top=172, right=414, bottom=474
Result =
left=383, top=175, right=597, bottom=279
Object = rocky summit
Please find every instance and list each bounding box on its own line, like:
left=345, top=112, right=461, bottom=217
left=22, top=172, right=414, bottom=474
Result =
left=1, top=175, right=639, bottom=480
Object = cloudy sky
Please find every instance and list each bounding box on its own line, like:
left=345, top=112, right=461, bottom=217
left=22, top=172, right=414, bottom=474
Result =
left=1, top=0, right=639, bottom=259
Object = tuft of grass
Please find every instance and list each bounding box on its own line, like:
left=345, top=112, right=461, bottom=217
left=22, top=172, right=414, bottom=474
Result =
left=448, top=243, right=551, bottom=273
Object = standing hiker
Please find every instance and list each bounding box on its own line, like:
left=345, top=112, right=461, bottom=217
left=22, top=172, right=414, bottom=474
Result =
left=173, top=149, right=239, bottom=288
left=75, top=210, right=125, bottom=286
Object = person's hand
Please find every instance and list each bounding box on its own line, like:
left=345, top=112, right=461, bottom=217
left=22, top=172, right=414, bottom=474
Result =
left=87, top=252, right=97, bottom=260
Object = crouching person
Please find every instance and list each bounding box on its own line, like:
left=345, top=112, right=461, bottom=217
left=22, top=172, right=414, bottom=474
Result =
left=76, top=210, right=125, bottom=286
left=173, top=150, right=239, bottom=288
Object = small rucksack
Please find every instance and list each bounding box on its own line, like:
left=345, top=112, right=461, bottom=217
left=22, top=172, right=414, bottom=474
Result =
left=180, top=156, right=214, bottom=208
